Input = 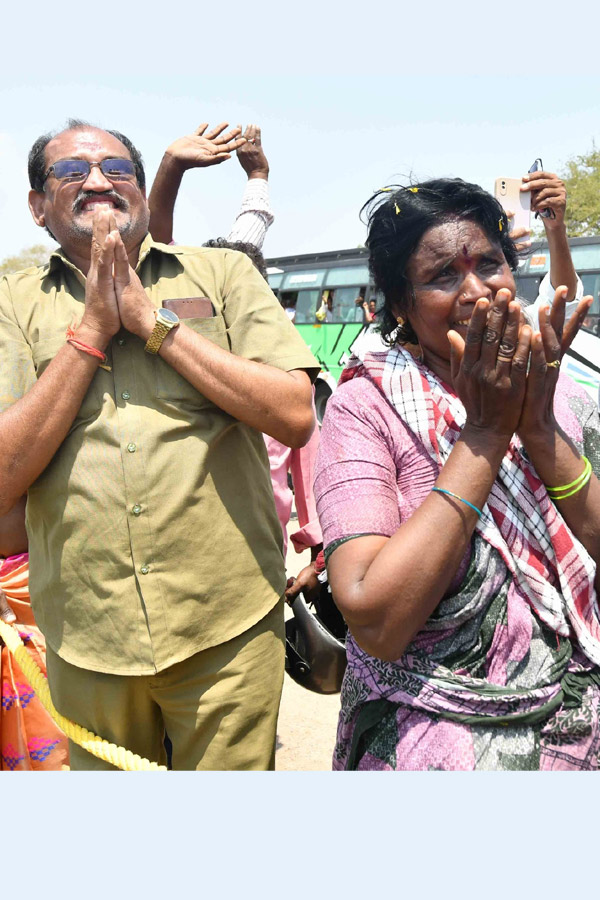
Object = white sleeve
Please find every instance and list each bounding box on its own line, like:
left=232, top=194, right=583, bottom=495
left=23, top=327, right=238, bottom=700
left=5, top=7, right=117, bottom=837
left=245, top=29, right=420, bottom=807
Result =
left=227, top=178, right=274, bottom=250
left=525, top=271, right=584, bottom=329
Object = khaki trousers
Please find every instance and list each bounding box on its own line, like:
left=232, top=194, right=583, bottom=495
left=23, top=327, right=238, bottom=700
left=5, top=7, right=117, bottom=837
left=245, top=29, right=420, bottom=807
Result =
left=46, top=600, right=285, bottom=771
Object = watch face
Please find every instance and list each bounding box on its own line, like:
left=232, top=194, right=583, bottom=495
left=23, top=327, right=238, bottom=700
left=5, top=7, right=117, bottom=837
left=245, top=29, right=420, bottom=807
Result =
left=157, top=308, right=179, bottom=326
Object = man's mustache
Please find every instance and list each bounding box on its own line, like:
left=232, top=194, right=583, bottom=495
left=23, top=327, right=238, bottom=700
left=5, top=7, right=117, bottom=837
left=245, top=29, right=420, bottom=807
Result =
left=72, top=191, right=129, bottom=213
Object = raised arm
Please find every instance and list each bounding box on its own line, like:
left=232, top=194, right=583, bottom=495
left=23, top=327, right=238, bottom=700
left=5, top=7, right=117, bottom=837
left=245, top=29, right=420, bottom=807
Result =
left=521, top=170, right=579, bottom=302
left=227, top=125, right=274, bottom=249
left=148, top=123, right=246, bottom=244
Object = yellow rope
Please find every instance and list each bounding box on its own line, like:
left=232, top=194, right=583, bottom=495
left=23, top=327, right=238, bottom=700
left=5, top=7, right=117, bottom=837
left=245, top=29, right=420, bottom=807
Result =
left=0, top=618, right=167, bottom=771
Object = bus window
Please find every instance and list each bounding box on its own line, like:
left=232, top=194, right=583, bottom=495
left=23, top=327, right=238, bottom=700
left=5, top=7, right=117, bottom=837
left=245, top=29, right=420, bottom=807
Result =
left=324, top=265, right=371, bottom=288
left=331, top=286, right=369, bottom=322
left=282, top=270, right=326, bottom=290
left=516, top=275, right=543, bottom=304
left=267, top=272, right=284, bottom=291
left=293, top=290, right=321, bottom=324
left=570, top=245, right=600, bottom=271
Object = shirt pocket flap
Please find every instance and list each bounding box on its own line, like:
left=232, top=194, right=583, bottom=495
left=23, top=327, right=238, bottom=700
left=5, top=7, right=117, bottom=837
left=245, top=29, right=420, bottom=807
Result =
left=155, top=315, right=230, bottom=406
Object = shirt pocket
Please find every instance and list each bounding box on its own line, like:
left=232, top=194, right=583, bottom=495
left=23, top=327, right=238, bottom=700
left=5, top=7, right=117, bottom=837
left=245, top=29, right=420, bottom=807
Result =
left=30, top=336, right=104, bottom=420
left=154, top=314, right=230, bottom=406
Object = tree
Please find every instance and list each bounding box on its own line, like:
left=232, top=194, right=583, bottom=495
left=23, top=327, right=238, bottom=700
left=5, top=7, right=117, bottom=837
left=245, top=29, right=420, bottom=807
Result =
left=562, top=145, right=600, bottom=237
left=0, top=244, right=52, bottom=277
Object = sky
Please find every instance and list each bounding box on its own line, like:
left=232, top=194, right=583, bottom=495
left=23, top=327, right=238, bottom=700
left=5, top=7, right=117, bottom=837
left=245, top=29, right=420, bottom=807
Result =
left=2, top=44, right=600, bottom=264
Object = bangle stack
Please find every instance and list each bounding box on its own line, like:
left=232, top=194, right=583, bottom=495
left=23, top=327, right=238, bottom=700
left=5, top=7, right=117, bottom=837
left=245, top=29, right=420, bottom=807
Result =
left=545, top=457, right=592, bottom=501
left=432, top=487, right=483, bottom=517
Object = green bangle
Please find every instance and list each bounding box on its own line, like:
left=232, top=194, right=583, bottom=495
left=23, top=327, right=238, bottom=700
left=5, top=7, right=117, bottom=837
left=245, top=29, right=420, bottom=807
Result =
left=547, top=464, right=592, bottom=501
left=546, top=457, right=591, bottom=498
left=432, top=487, right=483, bottom=517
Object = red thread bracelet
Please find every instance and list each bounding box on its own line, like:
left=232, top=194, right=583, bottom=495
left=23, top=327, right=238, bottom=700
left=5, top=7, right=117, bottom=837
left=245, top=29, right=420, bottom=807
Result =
left=66, top=327, right=108, bottom=364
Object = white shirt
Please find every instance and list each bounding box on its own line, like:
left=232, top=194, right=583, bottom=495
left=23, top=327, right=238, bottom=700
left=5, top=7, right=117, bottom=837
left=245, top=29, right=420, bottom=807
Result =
left=227, top=177, right=274, bottom=250
left=524, top=271, right=584, bottom=329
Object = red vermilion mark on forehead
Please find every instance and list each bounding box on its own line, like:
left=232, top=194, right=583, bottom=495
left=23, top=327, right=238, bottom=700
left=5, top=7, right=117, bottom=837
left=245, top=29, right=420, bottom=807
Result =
left=461, top=243, right=474, bottom=269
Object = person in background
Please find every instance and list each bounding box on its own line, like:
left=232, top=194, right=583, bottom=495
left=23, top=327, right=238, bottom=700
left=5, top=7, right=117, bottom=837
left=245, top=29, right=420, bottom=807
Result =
left=198, top=242, right=322, bottom=602
left=148, top=123, right=324, bottom=603
left=517, top=169, right=582, bottom=327
left=284, top=297, right=297, bottom=324
left=359, top=296, right=377, bottom=325
left=149, top=123, right=273, bottom=249
left=354, top=292, right=370, bottom=324
left=316, top=290, right=334, bottom=323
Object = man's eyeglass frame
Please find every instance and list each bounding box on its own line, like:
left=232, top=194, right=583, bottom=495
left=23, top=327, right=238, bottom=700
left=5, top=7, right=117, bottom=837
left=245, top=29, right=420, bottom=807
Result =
left=42, top=158, right=137, bottom=189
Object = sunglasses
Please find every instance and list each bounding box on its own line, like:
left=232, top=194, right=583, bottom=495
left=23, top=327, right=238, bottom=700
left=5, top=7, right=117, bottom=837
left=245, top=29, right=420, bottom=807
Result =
left=42, top=158, right=137, bottom=186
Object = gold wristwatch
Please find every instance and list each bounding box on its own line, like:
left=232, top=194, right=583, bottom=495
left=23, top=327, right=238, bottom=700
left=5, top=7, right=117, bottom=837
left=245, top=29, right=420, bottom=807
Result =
left=144, top=308, right=180, bottom=354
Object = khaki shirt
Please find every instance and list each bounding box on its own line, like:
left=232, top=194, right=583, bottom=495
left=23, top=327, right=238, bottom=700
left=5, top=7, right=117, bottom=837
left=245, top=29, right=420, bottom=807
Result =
left=0, top=236, right=319, bottom=675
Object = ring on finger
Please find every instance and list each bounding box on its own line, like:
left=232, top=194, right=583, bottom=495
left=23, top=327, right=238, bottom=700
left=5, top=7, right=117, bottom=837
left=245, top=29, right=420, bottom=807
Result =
left=483, top=328, right=499, bottom=344
left=546, top=360, right=561, bottom=369
left=497, top=342, right=516, bottom=361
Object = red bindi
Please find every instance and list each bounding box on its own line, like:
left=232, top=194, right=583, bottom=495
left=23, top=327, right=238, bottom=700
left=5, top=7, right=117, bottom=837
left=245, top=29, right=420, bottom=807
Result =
left=461, top=244, right=473, bottom=268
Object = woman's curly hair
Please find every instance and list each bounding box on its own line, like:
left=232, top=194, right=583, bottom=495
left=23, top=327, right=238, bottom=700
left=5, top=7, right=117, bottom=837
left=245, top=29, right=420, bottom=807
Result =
left=361, top=178, right=521, bottom=345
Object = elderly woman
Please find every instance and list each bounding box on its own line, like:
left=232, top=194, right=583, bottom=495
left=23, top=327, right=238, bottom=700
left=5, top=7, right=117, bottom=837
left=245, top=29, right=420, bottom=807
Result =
left=314, top=178, right=600, bottom=771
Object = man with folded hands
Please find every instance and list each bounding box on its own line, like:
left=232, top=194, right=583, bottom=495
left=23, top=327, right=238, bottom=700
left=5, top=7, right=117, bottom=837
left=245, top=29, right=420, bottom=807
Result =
left=0, top=119, right=318, bottom=770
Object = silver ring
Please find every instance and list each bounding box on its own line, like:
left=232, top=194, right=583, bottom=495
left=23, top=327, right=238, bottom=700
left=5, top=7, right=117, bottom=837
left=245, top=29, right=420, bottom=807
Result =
left=247, top=138, right=256, bottom=145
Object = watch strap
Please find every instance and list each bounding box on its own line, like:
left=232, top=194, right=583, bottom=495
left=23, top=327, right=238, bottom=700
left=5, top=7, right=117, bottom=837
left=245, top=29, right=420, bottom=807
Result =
left=144, top=320, right=173, bottom=354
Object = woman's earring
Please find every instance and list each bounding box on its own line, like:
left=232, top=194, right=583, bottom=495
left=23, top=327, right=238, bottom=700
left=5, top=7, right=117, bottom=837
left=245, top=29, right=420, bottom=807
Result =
left=396, top=315, right=404, bottom=326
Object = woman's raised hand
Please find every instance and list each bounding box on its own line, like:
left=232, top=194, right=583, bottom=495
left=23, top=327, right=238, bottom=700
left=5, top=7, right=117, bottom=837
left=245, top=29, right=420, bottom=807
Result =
left=518, top=286, right=593, bottom=438
left=448, top=288, right=532, bottom=439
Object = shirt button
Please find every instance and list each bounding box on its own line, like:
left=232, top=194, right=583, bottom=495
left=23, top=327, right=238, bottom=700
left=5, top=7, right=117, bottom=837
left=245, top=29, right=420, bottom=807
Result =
left=140, top=565, right=150, bottom=575
left=121, top=391, right=131, bottom=400
left=127, top=442, right=137, bottom=453
left=117, top=337, right=126, bottom=346
left=132, top=504, right=142, bottom=516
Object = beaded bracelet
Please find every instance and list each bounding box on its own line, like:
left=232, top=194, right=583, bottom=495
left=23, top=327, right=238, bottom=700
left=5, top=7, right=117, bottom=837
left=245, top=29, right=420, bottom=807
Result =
left=546, top=457, right=592, bottom=501
left=432, top=487, right=483, bottom=517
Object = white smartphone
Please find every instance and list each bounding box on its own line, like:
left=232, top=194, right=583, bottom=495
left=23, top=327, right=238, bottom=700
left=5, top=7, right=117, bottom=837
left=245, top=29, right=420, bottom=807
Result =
left=494, top=177, right=530, bottom=234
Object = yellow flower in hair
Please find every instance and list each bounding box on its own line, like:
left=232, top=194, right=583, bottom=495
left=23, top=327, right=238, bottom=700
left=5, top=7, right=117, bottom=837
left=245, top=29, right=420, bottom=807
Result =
left=378, top=187, right=393, bottom=192
left=409, top=187, right=419, bottom=193
left=498, top=218, right=503, bottom=232
left=395, top=202, right=401, bottom=215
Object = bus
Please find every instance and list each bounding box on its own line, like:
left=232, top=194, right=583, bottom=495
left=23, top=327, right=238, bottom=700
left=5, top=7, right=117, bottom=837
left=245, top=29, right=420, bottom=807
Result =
left=266, top=247, right=371, bottom=420
left=267, top=236, right=600, bottom=417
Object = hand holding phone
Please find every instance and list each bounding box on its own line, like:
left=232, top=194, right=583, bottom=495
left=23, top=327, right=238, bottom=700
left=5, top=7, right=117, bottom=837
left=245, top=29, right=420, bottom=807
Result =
left=526, top=158, right=555, bottom=220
